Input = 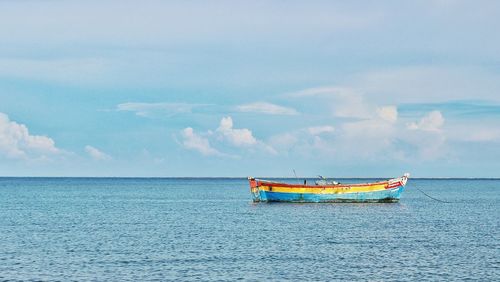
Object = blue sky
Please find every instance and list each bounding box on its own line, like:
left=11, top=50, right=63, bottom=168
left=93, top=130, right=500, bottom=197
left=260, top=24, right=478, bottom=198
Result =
left=1, top=0, right=500, bottom=177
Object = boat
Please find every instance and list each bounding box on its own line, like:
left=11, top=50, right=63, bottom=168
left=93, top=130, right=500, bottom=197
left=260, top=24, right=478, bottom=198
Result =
left=248, top=173, right=410, bottom=203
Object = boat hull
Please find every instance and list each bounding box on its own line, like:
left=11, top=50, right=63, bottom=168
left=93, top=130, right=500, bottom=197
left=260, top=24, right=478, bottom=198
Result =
left=255, top=186, right=404, bottom=203
left=248, top=174, right=409, bottom=203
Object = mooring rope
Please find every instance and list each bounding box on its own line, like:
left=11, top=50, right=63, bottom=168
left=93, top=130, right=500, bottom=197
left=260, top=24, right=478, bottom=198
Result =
left=415, top=186, right=454, bottom=203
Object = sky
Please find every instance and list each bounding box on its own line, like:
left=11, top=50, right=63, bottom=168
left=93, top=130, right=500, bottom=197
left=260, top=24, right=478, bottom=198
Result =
left=1, top=0, right=500, bottom=177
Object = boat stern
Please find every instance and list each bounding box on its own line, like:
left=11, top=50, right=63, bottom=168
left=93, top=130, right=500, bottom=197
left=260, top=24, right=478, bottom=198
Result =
left=248, top=177, right=261, bottom=202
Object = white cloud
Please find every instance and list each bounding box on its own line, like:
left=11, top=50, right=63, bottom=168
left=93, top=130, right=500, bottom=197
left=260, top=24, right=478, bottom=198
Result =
left=116, top=102, right=208, bottom=118
left=407, top=111, right=444, bottom=131
left=377, top=106, right=398, bottom=123
left=0, top=112, right=60, bottom=160
left=274, top=89, right=404, bottom=159
left=266, top=96, right=449, bottom=161
left=332, top=108, right=448, bottom=160
left=282, top=84, right=454, bottom=161
left=85, top=145, right=111, bottom=161
left=236, top=102, right=298, bottom=115
left=179, top=116, right=275, bottom=156
left=180, top=127, right=222, bottom=156
left=307, top=126, right=335, bottom=135
left=216, top=116, right=257, bottom=147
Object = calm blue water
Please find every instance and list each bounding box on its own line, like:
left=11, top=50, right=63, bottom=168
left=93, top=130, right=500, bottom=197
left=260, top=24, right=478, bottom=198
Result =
left=0, top=178, right=498, bottom=281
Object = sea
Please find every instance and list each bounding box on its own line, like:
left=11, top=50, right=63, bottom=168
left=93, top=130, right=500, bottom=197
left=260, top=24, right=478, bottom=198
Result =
left=0, top=178, right=498, bottom=281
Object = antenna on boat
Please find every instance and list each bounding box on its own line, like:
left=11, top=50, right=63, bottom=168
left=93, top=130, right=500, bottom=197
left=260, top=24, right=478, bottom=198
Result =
left=293, top=169, right=299, bottom=183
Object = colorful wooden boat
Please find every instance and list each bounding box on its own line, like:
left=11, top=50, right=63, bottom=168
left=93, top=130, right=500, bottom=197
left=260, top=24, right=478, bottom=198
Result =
left=248, top=173, right=410, bottom=203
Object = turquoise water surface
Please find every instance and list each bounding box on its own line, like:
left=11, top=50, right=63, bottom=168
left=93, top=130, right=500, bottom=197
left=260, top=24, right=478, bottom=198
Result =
left=0, top=178, right=498, bottom=281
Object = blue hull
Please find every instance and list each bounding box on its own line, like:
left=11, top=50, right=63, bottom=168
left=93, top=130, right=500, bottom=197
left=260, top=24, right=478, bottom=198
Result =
left=255, top=186, right=404, bottom=203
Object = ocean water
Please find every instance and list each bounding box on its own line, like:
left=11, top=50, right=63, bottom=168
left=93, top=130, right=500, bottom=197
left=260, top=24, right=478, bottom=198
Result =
left=0, top=178, right=498, bottom=281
